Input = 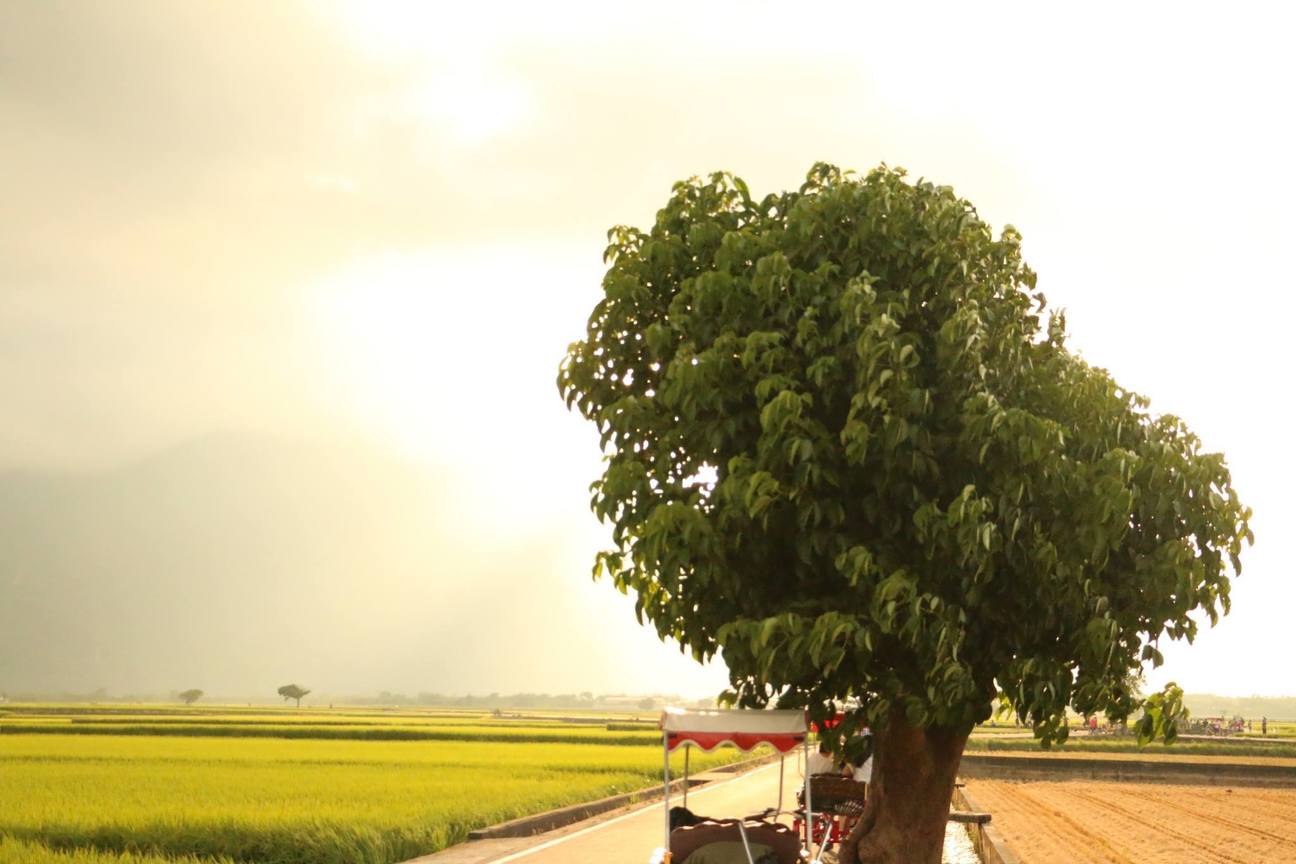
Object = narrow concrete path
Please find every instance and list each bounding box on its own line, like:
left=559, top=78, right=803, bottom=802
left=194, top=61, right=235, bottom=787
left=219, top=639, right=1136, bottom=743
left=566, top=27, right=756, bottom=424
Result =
left=407, top=760, right=804, bottom=864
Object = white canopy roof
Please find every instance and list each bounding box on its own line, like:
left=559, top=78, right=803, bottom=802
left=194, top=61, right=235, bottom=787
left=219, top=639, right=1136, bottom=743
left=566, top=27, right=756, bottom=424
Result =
left=660, top=707, right=807, bottom=734
left=659, top=707, right=808, bottom=752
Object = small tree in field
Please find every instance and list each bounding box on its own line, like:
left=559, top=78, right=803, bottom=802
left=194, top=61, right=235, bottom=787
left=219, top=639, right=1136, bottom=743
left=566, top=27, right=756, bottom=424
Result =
left=178, top=689, right=203, bottom=705
left=277, top=684, right=310, bottom=708
left=558, top=164, right=1251, bottom=863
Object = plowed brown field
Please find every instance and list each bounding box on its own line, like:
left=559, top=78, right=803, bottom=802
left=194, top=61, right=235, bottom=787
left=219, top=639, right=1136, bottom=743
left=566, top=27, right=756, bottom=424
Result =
left=968, top=780, right=1296, bottom=863
left=969, top=748, right=1296, bottom=767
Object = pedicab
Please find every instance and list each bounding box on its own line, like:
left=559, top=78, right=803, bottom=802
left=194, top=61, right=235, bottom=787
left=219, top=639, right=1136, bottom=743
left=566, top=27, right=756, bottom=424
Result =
left=651, top=707, right=826, bottom=864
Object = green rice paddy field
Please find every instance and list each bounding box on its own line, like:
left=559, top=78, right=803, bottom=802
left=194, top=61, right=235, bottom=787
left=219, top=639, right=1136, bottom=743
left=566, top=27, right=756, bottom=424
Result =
left=0, top=705, right=740, bottom=864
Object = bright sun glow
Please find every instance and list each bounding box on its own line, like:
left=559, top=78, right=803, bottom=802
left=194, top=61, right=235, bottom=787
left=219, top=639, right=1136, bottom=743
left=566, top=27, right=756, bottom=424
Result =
left=309, top=248, right=602, bottom=516
left=417, top=67, right=530, bottom=144
left=314, top=252, right=500, bottom=462
left=325, top=3, right=531, bottom=145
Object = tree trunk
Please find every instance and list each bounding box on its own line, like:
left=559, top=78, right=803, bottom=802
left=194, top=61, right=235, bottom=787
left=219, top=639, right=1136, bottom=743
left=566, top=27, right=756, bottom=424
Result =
left=839, top=705, right=968, bottom=864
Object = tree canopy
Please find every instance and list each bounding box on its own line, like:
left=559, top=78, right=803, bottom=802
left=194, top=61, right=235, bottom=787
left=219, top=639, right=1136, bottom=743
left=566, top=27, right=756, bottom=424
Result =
left=277, top=684, right=310, bottom=707
left=178, top=689, right=203, bottom=705
left=558, top=163, right=1252, bottom=745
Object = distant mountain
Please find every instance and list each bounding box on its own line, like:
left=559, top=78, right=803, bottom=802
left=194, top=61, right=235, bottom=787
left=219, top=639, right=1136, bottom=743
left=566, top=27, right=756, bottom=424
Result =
left=0, top=434, right=535, bottom=696
left=1183, top=693, right=1296, bottom=720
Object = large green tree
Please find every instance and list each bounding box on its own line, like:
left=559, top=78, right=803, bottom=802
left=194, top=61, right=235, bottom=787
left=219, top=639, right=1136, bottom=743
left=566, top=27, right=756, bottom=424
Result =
left=558, top=164, right=1251, bottom=863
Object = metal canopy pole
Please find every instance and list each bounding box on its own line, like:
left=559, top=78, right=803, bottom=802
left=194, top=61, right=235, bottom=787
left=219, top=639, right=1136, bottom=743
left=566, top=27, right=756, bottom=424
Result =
left=777, top=752, right=785, bottom=816
left=683, top=745, right=690, bottom=808
left=662, top=734, right=671, bottom=855
left=736, top=821, right=757, bottom=864
left=804, top=735, right=814, bottom=859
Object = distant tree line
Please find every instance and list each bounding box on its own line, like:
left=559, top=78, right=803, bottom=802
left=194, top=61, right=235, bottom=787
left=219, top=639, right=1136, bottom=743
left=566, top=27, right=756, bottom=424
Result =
left=0, top=687, right=717, bottom=712
left=348, top=691, right=713, bottom=711
left=1183, top=694, right=1296, bottom=719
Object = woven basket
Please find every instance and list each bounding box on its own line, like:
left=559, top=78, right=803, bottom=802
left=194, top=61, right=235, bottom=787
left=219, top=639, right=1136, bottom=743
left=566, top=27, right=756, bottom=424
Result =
left=810, top=774, right=867, bottom=800
left=799, top=774, right=867, bottom=814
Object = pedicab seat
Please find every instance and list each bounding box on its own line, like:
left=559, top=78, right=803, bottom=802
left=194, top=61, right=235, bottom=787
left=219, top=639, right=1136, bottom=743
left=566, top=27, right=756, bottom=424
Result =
left=670, top=821, right=801, bottom=864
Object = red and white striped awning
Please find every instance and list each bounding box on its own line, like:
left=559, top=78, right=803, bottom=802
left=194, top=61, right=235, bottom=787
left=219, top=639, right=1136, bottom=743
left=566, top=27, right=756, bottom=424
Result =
left=660, top=707, right=808, bottom=752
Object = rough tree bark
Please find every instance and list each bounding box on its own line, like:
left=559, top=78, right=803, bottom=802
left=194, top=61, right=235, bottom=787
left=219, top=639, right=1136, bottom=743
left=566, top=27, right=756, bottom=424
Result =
left=838, top=706, right=969, bottom=864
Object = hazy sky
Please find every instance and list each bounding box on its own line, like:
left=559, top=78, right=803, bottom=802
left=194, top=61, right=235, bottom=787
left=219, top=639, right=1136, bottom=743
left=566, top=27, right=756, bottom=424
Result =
left=2, top=1, right=1292, bottom=698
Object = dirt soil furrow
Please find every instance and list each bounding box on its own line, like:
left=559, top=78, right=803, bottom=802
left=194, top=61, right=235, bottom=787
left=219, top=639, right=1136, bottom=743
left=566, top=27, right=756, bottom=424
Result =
left=983, top=782, right=1133, bottom=863
left=1134, top=787, right=1294, bottom=843
left=1059, top=787, right=1252, bottom=864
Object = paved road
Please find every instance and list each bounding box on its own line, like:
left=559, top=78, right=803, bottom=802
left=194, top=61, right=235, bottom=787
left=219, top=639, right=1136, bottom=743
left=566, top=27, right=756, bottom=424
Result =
left=409, top=760, right=806, bottom=864
left=499, top=761, right=803, bottom=864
